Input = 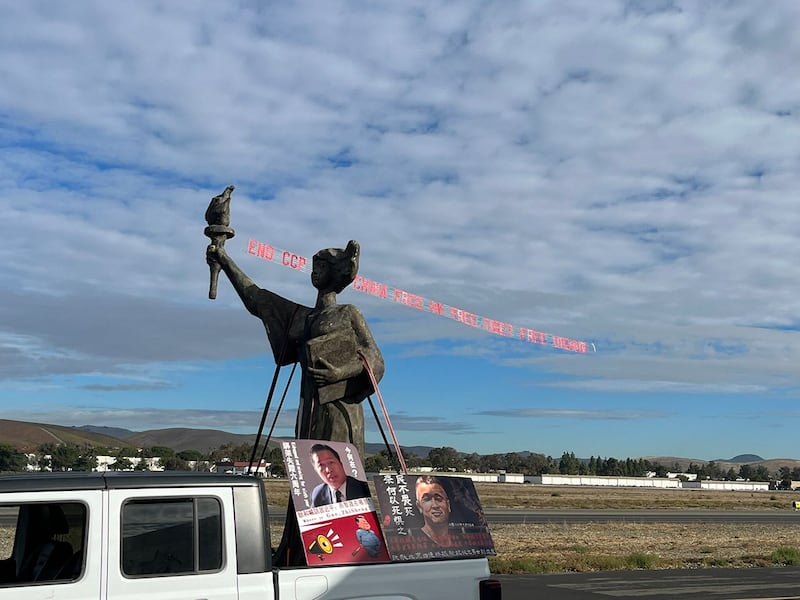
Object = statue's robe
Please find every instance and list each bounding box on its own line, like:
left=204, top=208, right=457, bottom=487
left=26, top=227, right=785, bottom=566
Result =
left=241, top=285, right=382, bottom=459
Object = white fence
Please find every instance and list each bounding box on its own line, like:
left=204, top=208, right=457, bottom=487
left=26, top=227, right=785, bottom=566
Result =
left=526, top=474, right=682, bottom=488
left=382, top=471, right=769, bottom=491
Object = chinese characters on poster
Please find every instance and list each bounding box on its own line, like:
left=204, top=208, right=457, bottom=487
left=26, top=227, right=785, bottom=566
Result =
left=280, top=439, right=391, bottom=565
left=372, top=473, right=496, bottom=562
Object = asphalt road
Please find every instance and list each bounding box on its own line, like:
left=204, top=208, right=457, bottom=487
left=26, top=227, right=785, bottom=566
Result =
left=496, top=567, right=800, bottom=599
left=483, top=508, right=800, bottom=525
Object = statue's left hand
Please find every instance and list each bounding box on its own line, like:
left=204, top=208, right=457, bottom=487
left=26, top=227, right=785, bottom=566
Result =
left=308, top=357, right=344, bottom=386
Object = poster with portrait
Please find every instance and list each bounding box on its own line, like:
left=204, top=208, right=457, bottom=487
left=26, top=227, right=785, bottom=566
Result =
left=280, top=439, right=391, bottom=565
left=372, top=473, right=496, bottom=562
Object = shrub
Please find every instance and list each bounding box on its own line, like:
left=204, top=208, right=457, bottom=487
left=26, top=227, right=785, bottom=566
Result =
left=624, top=552, right=659, bottom=569
left=489, top=556, right=559, bottom=574
left=770, top=546, right=800, bottom=566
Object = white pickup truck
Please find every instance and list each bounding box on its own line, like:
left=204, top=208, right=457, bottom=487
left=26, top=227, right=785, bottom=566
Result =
left=0, top=471, right=501, bottom=599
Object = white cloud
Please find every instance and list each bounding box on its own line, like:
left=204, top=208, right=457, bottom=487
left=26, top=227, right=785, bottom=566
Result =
left=1, top=1, right=799, bottom=455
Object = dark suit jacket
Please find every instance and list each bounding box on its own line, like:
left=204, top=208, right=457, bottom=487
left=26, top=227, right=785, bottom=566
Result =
left=311, top=476, right=370, bottom=507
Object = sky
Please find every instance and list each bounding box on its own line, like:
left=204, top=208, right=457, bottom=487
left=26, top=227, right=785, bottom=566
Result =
left=1, top=1, right=798, bottom=462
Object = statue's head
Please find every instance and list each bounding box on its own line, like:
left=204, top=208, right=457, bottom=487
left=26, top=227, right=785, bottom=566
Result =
left=312, top=240, right=360, bottom=293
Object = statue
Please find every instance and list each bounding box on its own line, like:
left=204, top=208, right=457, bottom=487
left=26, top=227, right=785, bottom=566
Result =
left=205, top=189, right=384, bottom=458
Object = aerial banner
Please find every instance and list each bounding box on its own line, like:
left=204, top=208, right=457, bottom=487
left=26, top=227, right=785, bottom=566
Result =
left=247, top=238, right=594, bottom=353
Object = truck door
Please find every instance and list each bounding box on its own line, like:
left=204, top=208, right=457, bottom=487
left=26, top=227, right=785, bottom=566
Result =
left=106, top=487, right=238, bottom=600
left=0, top=490, right=103, bottom=600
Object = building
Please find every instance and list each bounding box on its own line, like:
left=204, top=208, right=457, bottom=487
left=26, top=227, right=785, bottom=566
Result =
left=213, top=460, right=271, bottom=478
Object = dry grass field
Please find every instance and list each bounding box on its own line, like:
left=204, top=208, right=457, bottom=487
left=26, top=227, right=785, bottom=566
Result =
left=265, top=479, right=800, bottom=573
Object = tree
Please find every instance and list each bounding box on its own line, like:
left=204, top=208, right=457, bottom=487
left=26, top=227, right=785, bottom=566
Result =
left=177, top=449, right=205, bottom=462
left=478, top=453, right=501, bottom=473
left=403, top=452, right=422, bottom=469
left=161, top=456, right=189, bottom=471
left=364, top=452, right=390, bottom=473
left=525, top=453, right=554, bottom=476
left=148, top=446, right=175, bottom=459
left=462, top=453, right=482, bottom=473
left=559, top=452, right=581, bottom=475
left=51, top=444, right=80, bottom=471
left=738, top=464, right=753, bottom=481
left=653, top=463, right=668, bottom=478
left=72, top=452, right=98, bottom=472
left=0, top=444, right=26, bottom=472
left=110, top=457, right=133, bottom=471
left=779, top=467, right=792, bottom=489
left=753, top=466, right=770, bottom=482
left=38, top=455, right=51, bottom=471
left=428, top=447, right=463, bottom=471
left=706, top=461, right=723, bottom=480
left=207, top=443, right=252, bottom=463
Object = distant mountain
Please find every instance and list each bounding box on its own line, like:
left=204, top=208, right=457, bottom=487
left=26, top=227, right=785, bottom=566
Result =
left=366, top=442, right=434, bottom=458
left=77, top=425, right=136, bottom=439
left=643, top=454, right=800, bottom=473
left=725, top=454, right=764, bottom=463
left=124, top=428, right=278, bottom=453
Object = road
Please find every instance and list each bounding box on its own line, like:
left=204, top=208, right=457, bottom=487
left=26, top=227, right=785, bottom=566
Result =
left=483, top=508, right=800, bottom=525
left=497, top=567, right=800, bottom=599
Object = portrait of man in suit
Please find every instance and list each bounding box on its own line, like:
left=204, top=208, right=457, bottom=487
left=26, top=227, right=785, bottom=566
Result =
left=310, top=443, right=370, bottom=507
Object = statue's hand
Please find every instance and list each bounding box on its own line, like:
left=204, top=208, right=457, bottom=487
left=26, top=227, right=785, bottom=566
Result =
left=206, top=243, right=227, bottom=266
left=308, top=357, right=344, bottom=386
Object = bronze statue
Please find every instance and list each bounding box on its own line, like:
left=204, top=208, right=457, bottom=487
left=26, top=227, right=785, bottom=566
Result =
left=205, top=191, right=384, bottom=458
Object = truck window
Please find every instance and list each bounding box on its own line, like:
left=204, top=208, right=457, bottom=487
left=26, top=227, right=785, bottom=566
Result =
left=121, top=497, right=222, bottom=577
left=0, top=502, right=86, bottom=586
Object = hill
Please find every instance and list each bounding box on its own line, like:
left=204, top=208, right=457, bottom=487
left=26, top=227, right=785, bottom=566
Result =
left=365, top=442, right=434, bottom=458
left=77, top=425, right=137, bottom=439
left=644, top=455, right=800, bottom=474
left=0, top=419, right=131, bottom=452
left=0, top=420, right=269, bottom=454
left=124, top=428, right=265, bottom=453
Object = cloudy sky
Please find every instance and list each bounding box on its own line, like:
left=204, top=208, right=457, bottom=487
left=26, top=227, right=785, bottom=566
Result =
left=1, top=1, right=798, bottom=461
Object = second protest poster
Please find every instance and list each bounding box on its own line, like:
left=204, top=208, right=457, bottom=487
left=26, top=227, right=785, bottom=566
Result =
left=372, top=473, right=497, bottom=562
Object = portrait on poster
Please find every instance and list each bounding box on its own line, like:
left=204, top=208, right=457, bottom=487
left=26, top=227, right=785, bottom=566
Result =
left=372, top=473, right=496, bottom=562
left=280, top=439, right=391, bottom=565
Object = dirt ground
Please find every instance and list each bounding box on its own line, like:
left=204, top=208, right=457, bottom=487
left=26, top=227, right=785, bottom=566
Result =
left=489, top=522, right=800, bottom=571
left=468, top=483, right=800, bottom=571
